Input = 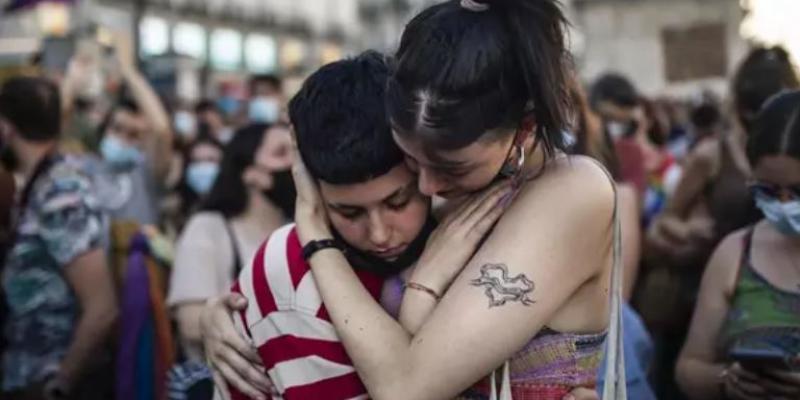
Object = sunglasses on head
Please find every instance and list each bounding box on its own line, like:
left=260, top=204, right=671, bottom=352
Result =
left=748, top=181, right=800, bottom=201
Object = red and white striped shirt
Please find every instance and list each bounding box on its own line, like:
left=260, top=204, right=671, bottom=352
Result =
left=229, top=224, right=384, bottom=400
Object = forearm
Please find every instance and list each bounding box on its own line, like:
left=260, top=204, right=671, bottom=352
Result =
left=121, top=67, right=172, bottom=176
left=307, top=249, right=416, bottom=396
left=176, top=304, right=204, bottom=347
left=58, top=302, right=118, bottom=387
left=398, top=289, right=438, bottom=335
left=676, top=357, right=726, bottom=400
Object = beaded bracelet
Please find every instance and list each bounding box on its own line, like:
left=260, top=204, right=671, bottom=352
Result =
left=404, top=282, right=442, bottom=301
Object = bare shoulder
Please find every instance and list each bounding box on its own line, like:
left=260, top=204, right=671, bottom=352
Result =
left=499, top=155, right=615, bottom=249
left=704, top=227, right=747, bottom=294
left=690, top=138, right=720, bottom=171
left=514, top=155, right=615, bottom=217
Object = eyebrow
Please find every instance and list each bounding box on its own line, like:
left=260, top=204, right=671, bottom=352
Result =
left=328, top=181, right=415, bottom=210
left=423, top=151, right=470, bottom=168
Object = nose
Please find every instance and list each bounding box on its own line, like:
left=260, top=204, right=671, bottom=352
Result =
left=367, top=211, right=391, bottom=248
left=418, top=169, right=447, bottom=197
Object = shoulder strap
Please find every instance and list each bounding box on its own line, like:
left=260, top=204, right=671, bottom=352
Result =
left=223, top=219, right=243, bottom=278
left=602, top=162, right=627, bottom=400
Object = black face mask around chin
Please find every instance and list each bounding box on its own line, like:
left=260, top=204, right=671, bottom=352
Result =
left=0, top=146, right=17, bottom=173
left=331, top=216, right=438, bottom=278
left=262, top=169, right=296, bottom=220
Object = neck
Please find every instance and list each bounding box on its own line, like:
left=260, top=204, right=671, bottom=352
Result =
left=237, top=191, right=286, bottom=228
left=13, top=139, right=55, bottom=180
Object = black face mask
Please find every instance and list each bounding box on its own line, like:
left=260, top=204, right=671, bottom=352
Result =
left=0, top=146, right=17, bottom=172
left=332, top=216, right=437, bottom=278
left=263, top=169, right=296, bottom=219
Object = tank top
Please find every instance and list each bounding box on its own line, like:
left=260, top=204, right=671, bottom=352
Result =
left=382, top=275, right=607, bottom=400
left=718, top=228, right=800, bottom=358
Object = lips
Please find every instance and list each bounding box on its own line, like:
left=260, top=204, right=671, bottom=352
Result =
left=371, top=244, right=408, bottom=259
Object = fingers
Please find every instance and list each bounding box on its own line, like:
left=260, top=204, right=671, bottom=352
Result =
left=217, top=330, right=269, bottom=387
left=726, top=366, right=769, bottom=399
left=758, top=370, right=800, bottom=397
left=758, top=378, right=800, bottom=397
left=223, top=293, right=249, bottom=311
left=463, top=183, right=514, bottom=232
left=731, top=363, right=763, bottom=383
left=562, top=387, right=599, bottom=400
left=217, top=315, right=262, bottom=366
left=468, top=196, right=507, bottom=241
left=215, top=361, right=268, bottom=400
left=459, top=180, right=513, bottom=224
left=211, top=369, right=232, bottom=400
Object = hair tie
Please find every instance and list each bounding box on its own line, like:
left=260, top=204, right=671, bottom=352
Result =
left=460, top=0, right=490, bottom=12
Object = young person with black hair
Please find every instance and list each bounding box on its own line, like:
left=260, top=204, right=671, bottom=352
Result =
left=0, top=76, right=117, bottom=400
left=676, top=90, right=800, bottom=400
left=168, top=122, right=294, bottom=362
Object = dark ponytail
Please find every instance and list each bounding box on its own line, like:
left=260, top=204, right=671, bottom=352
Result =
left=387, top=0, right=572, bottom=157
left=746, top=90, right=800, bottom=167
left=732, top=46, right=799, bottom=131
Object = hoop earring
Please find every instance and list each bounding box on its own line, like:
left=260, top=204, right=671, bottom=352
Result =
left=499, top=144, right=525, bottom=178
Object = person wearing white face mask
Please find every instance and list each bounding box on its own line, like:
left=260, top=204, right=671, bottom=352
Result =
left=676, top=90, right=800, bottom=400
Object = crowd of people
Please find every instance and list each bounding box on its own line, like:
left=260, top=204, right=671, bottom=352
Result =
left=1, top=0, right=800, bottom=399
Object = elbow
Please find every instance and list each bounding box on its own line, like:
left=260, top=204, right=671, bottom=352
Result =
left=368, top=373, right=430, bottom=400
left=85, top=301, right=118, bottom=337
left=674, top=355, right=690, bottom=394
left=100, top=302, right=119, bottom=331
left=674, top=355, right=711, bottom=400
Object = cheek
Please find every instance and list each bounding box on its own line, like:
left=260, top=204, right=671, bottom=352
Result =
left=454, top=165, right=500, bottom=193
left=388, top=199, right=430, bottom=241
left=329, top=214, right=369, bottom=250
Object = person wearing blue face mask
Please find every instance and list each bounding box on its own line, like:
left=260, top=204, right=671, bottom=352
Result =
left=676, top=90, right=800, bottom=400
left=247, top=74, right=284, bottom=125
left=95, top=35, right=173, bottom=226
left=164, top=136, right=225, bottom=234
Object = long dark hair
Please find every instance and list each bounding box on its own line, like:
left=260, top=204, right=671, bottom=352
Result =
left=733, top=46, right=799, bottom=131
left=747, top=90, right=800, bottom=167
left=387, top=0, right=572, bottom=157
left=201, top=123, right=270, bottom=218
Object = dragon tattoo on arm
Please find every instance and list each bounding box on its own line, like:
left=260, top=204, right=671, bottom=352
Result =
left=470, top=263, right=535, bottom=308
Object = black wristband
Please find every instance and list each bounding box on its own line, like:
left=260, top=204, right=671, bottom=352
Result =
left=302, top=239, right=342, bottom=260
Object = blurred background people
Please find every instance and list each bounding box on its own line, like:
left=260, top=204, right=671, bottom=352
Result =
left=642, top=44, right=800, bottom=399
left=167, top=123, right=294, bottom=362
left=570, top=78, right=656, bottom=400
left=675, top=89, right=800, bottom=400
left=0, top=76, right=117, bottom=400
left=0, top=0, right=799, bottom=399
